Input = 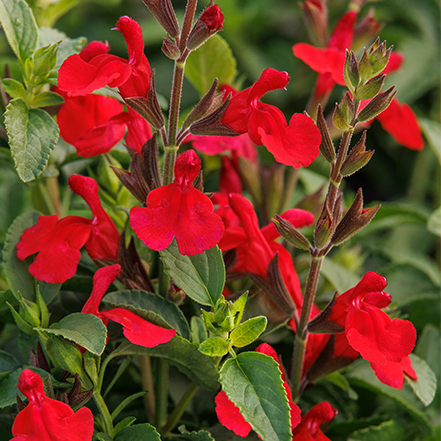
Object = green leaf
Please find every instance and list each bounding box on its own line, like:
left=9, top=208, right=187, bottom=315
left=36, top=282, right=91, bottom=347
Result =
left=405, top=354, right=437, bottom=406
left=111, top=392, right=148, bottom=422
left=32, top=42, right=59, bottom=80
left=427, top=207, right=441, bottom=237
left=113, top=423, right=161, bottom=441
left=0, top=0, right=38, bottom=63
left=185, top=34, right=237, bottom=96
left=321, top=258, right=360, bottom=293
left=112, top=337, right=219, bottom=391
left=420, top=118, right=441, bottom=164
left=1, top=78, right=26, bottom=99
left=230, top=316, right=267, bottom=348
left=199, top=336, right=231, bottom=357
left=0, top=368, right=21, bottom=408
left=37, top=27, right=86, bottom=70
left=112, top=417, right=137, bottom=438
left=173, top=429, right=215, bottom=441
left=5, top=98, right=59, bottom=182
left=190, top=316, right=208, bottom=345
left=103, top=289, right=190, bottom=340
left=349, top=420, right=405, bottom=441
left=2, top=210, right=61, bottom=303
left=220, top=352, right=292, bottom=441
left=35, top=313, right=108, bottom=356
left=347, top=360, right=432, bottom=434
left=46, top=335, right=85, bottom=376
left=0, top=350, right=20, bottom=381
left=160, top=241, right=225, bottom=308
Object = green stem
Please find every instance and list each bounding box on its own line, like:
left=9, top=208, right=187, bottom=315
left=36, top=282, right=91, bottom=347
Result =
left=167, top=60, right=185, bottom=148
left=161, top=382, right=199, bottom=435
left=155, top=358, right=169, bottom=429
left=93, top=390, right=113, bottom=434
left=163, top=146, right=179, bottom=185
left=141, top=355, right=156, bottom=422
left=290, top=254, right=324, bottom=399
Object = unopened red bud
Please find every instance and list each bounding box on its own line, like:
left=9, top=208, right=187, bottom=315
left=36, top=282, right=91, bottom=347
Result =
left=187, top=4, right=224, bottom=51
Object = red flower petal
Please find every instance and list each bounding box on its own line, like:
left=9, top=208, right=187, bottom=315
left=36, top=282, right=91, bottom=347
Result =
left=56, top=92, right=127, bottom=157
left=125, top=108, right=152, bottom=154
left=248, top=68, right=290, bottom=103
left=376, top=98, right=424, bottom=150
left=258, top=112, right=321, bottom=168
left=68, top=175, right=119, bottom=260
left=215, top=390, right=252, bottom=437
left=130, top=151, right=224, bottom=256
left=292, top=401, right=337, bottom=441
left=99, top=307, right=176, bottom=347
left=16, top=215, right=93, bottom=284
left=82, top=264, right=121, bottom=316
left=346, top=303, right=416, bottom=364
left=12, top=369, right=94, bottom=441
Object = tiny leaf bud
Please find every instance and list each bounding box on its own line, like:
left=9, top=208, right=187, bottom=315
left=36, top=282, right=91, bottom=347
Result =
left=357, top=86, right=396, bottom=122
left=354, top=73, right=385, bottom=101
left=341, top=131, right=374, bottom=177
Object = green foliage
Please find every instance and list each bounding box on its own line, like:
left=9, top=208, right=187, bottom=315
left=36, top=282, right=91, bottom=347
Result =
left=230, top=316, right=267, bottom=348
left=2, top=210, right=60, bottom=303
left=220, top=352, right=292, bottom=441
left=113, top=423, right=161, bottom=441
left=103, top=289, right=190, bottom=340
left=5, top=98, right=59, bottom=182
left=185, top=34, right=237, bottom=95
left=36, top=312, right=108, bottom=356
left=112, top=337, right=220, bottom=391
left=160, top=241, right=225, bottom=308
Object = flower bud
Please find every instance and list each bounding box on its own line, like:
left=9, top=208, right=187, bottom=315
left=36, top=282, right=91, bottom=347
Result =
left=357, top=86, right=396, bottom=122
left=343, top=50, right=360, bottom=92
left=125, top=70, right=165, bottom=130
left=187, top=4, right=224, bottom=51
left=354, top=73, right=385, bottom=101
left=162, top=37, right=181, bottom=60
left=182, top=78, right=223, bottom=129
left=351, top=8, right=382, bottom=52
left=142, top=0, right=180, bottom=38
left=314, top=195, right=342, bottom=249
left=368, top=38, right=393, bottom=75
left=300, top=0, right=328, bottom=48
left=332, top=93, right=354, bottom=132
left=316, top=104, right=335, bottom=163
left=189, top=96, right=238, bottom=136
left=341, top=131, right=374, bottom=177
left=273, top=214, right=310, bottom=250
left=358, top=48, right=374, bottom=83
left=331, top=189, right=380, bottom=245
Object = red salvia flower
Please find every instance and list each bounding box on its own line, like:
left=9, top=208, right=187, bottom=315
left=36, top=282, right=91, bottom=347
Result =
left=130, top=150, right=224, bottom=256
left=56, top=89, right=128, bottom=157
left=215, top=343, right=301, bottom=437
left=218, top=193, right=314, bottom=309
left=222, top=68, right=322, bottom=168
left=329, top=271, right=417, bottom=388
left=11, top=369, right=94, bottom=441
left=376, top=97, right=424, bottom=150
left=82, top=264, right=176, bottom=347
left=292, top=401, right=338, bottom=441
left=200, top=4, right=224, bottom=31
left=125, top=108, right=153, bottom=154
left=58, top=16, right=150, bottom=99
left=293, top=10, right=357, bottom=96
left=17, top=175, right=119, bottom=284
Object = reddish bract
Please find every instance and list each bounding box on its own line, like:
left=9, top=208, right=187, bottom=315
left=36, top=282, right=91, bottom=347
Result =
left=16, top=175, right=119, bottom=284
left=222, top=68, right=321, bottom=168
left=58, top=16, right=150, bottom=99
left=82, top=264, right=176, bottom=347
left=130, top=150, right=224, bottom=256
left=11, top=369, right=94, bottom=441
